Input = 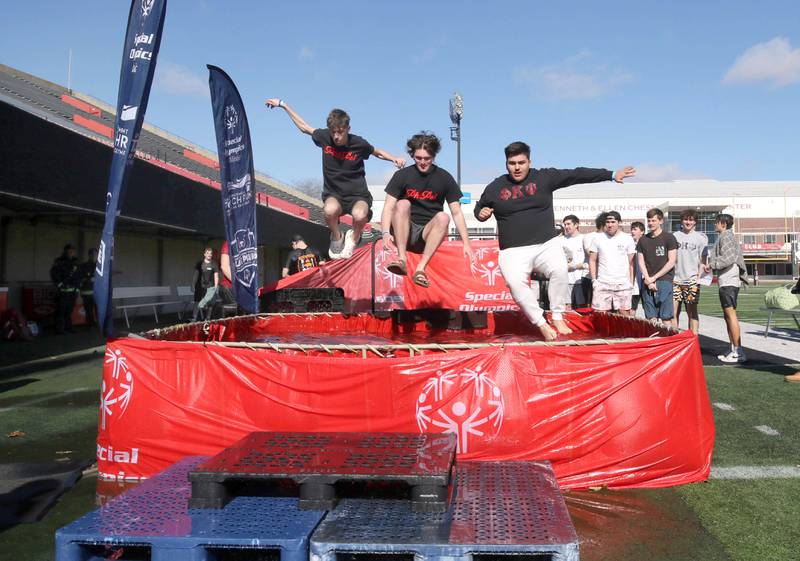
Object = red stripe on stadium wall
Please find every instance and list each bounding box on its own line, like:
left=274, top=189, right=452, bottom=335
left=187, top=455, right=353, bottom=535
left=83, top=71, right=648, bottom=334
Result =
left=61, top=94, right=101, bottom=116
left=183, top=148, right=220, bottom=170
left=264, top=195, right=309, bottom=219
left=72, top=114, right=113, bottom=139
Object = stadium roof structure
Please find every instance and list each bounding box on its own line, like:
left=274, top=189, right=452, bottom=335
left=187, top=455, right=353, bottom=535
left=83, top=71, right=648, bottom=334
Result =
left=0, top=63, right=327, bottom=243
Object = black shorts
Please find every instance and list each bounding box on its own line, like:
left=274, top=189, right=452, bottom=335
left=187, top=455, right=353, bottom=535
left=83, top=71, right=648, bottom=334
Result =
left=391, top=221, right=426, bottom=253
left=718, top=285, right=739, bottom=309
left=570, top=277, right=592, bottom=307
left=323, top=192, right=373, bottom=221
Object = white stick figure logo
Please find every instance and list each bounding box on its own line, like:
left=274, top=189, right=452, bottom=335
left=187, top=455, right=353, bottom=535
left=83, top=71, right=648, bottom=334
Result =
left=224, top=105, right=239, bottom=131
left=100, top=349, right=134, bottom=430
left=415, top=365, right=505, bottom=453
left=470, top=247, right=502, bottom=286
left=376, top=244, right=404, bottom=290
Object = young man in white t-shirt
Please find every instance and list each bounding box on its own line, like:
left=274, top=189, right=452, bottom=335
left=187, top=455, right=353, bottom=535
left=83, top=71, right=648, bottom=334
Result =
left=589, top=211, right=637, bottom=315
left=561, top=215, right=590, bottom=309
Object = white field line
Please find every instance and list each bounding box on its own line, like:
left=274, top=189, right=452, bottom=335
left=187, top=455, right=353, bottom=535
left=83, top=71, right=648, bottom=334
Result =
left=713, top=402, right=736, bottom=411
left=754, top=425, right=780, bottom=436
left=0, top=387, right=94, bottom=413
left=711, top=466, right=800, bottom=479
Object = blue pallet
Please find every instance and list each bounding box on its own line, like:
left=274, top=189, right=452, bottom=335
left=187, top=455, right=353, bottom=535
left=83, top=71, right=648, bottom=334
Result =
left=56, top=456, right=326, bottom=561
left=310, top=461, right=579, bottom=561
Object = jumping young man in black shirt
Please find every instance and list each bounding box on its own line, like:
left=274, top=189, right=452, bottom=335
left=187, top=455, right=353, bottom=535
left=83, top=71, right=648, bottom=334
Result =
left=475, top=141, right=635, bottom=340
left=381, top=132, right=474, bottom=287
left=265, top=99, right=405, bottom=259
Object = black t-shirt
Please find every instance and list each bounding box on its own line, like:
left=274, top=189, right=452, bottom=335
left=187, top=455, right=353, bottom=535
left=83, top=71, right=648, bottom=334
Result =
left=636, top=230, right=679, bottom=282
left=285, top=246, right=321, bottom=275
left=384, top=165, right=462, bottom=226
left=474, top=167, right=612, bottom=250
left=311, top=129, right=374, bottom=200
left=198, top=260, right=220, bottom=289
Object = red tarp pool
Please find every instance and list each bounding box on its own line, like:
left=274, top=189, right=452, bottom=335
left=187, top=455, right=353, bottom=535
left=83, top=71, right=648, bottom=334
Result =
left=97, top=310, right=713, bottom=489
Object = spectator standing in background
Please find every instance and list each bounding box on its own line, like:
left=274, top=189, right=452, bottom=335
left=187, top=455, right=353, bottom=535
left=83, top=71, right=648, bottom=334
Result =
left=630, top=221, right=646, bottom=313
left=50, top=244, right=80, bottom=334
left=283, top=235, right=322, bottom=278
left=79, top=248, right=97, bottom=329
left=707, top=213, right=748, bottom=363
left=562, top=215, right=590, bottom=309
left=673, top=209, right=708, bottom=334
left=637, top=208, right=679, bottom=326
left=192, top=247, right=219, bottom=322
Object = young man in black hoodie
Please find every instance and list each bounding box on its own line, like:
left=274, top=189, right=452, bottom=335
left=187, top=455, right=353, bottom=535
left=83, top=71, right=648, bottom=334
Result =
left=475, top=141, right=635, bottom=340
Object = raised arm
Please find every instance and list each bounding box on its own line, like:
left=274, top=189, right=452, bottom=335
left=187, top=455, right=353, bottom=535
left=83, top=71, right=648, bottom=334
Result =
left=264, top=99, right=315, bottom=135
left=550, top=166, right=636, bottom=190
left=448, top=201, right=475, bottom=262
left=372, top=148, right=406, bottom=169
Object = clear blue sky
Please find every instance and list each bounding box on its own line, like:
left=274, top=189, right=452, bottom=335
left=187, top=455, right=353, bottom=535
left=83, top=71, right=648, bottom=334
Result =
left=2, top=1, right=799, bottom=187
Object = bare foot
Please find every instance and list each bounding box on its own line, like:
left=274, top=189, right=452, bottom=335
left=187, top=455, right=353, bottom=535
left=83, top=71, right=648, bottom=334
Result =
left=552, top=319, right=573, bottom=335
left=538, top=323, right=558, bottom=341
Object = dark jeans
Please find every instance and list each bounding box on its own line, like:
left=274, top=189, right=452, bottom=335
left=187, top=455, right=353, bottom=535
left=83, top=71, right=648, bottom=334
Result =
left=82, top=293, right=96, bottom=327
left=56, top=290, right=77, bottom=333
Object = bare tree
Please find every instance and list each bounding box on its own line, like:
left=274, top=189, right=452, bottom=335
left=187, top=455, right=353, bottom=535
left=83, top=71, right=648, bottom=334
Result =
left=291, top=177, right=323, bottom=199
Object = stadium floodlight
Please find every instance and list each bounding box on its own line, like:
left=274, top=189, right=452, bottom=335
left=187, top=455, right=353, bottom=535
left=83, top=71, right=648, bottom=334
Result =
left=449, top=92, right=463, bottom=125
left=449, top=92, right=463, bottom=187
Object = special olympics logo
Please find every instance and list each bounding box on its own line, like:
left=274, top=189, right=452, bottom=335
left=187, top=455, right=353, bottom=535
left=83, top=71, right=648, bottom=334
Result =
left=141, top=0, right=155, bottom=16
left=415, top=366, right=505, bottom=453
left=224, top=105, right=239, bottom=131
left=470, top=247, right=502, bottom=286
left=101, top=349, right=134, bottom=430
left=376, top=244, right=404, bottom=290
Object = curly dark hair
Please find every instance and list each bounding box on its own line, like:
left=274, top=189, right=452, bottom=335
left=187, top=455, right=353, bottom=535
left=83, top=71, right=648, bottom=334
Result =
left=406, top=132, right=441, bottom=157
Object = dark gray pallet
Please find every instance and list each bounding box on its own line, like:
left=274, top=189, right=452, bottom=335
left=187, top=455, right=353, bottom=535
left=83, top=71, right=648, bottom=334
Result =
left=55, top=456, right=326, bottom=561
left=189, top=432, right=457, bottom=512
left=310, top=461, right=579, bottom=561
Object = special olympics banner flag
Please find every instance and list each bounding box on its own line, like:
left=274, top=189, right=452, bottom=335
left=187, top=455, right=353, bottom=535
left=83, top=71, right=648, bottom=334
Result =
left=207, top=65, right=259, bottom=313
left=94, top=0, right=167, bottom=335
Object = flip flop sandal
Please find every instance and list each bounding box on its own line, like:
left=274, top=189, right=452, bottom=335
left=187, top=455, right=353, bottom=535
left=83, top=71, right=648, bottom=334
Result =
left=386, top=260, right=407, bottom=276
left=412, top=270, right=429, bottom=288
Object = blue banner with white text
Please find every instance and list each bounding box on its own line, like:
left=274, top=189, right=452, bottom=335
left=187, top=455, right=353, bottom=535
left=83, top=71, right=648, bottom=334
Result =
left=207, top=65, right=259, bottom=314
left=94, top=0, right=167, bottom=335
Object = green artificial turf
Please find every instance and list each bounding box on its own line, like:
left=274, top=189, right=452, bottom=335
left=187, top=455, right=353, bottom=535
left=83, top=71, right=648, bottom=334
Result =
left=1, top=340, right=799, bottom=560
left=704, top=366, right=800, bottom=467
left=697, top=284, right=800, bottom=331
left=678, top=479, right=800, bottom=561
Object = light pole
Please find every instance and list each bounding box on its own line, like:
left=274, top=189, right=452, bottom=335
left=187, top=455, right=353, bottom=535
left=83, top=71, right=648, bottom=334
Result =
left=449, top=92, right=463, bottom=187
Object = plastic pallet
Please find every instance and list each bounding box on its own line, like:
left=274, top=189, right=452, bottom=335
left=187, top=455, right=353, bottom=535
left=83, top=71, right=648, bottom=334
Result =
left=189, top=432, right=457, bottom=512
left=309, top=461, right=579, bottom=561
left=55, top=456, right=326, bottom=561
left=261, top=288, right=345, bottom=313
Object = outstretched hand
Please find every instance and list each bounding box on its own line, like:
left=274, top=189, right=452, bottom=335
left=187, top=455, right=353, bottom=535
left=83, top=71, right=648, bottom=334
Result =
left=264, top=98, right=282, bottom=109
left=393, top=157, right=406, bottom=169
left=614, top=166, right=636, bottom=183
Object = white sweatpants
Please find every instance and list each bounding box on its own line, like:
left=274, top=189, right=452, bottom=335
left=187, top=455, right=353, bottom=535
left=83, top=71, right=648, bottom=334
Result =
left=498, top=236, right=569, bottom=326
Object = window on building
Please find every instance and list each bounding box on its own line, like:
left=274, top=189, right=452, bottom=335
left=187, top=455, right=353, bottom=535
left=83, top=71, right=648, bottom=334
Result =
left=743, top=235, right=757, bottom=244
left=765, top=264, right=777, bottom=275
left=763, top=234, right=779, bottom=244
